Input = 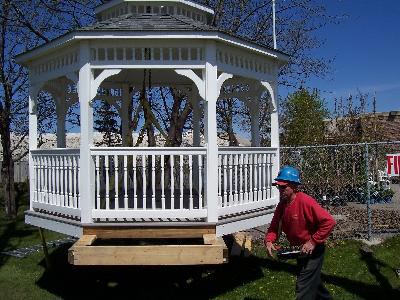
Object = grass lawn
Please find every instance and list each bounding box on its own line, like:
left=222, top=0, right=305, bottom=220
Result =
left=0, top=188, right=400, bottom=299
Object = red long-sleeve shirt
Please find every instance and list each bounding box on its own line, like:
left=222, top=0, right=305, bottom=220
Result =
left=265, top=192, right=336, bottom=246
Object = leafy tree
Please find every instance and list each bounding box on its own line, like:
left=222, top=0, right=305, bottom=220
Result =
left=281, top=88, right=328, bottom=146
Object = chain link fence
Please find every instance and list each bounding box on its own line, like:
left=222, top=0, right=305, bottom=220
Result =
left=281, top=141, right=400, bottom=240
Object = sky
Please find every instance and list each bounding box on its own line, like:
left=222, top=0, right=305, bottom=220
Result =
left=283, top=0, right=400, bottom=113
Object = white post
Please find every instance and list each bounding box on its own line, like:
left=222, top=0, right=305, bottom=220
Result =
left=270, top=81, right=280, bottom=199
left=29, top=83, right=39, bottom=211
left=204, top=41, right=219, bottom=223
left=78, top=41, right=94, bottom=224
left=250, top=100, right=260, bottom=147
left=55, top=95, right=66, bottom=148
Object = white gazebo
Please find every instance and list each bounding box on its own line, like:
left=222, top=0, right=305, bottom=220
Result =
left=16, top=0, right=288, bottom=265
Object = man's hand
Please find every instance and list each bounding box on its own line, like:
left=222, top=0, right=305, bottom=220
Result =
left=301, top=240, right=316, bottom=255
left=265, top=241, right=277, bottom=257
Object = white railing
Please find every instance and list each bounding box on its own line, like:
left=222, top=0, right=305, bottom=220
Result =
left=31, top=149, right=81, bottom=218
left=218, top=147, right=277, bottom=216
left=90, top=147, right=207, bottom=220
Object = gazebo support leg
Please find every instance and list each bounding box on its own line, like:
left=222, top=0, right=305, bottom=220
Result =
left=38, top=228, right=51, bottom=270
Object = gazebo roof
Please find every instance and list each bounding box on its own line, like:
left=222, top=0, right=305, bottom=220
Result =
left=80, top=13, right=214, bottom=32
left=95, top=0, right=215, bottom=15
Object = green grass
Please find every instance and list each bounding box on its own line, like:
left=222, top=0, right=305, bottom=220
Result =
left=0, top=187, right=400, bottom=299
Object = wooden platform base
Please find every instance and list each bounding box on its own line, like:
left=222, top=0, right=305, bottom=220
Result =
left=68, top=230, right=228, bottom=266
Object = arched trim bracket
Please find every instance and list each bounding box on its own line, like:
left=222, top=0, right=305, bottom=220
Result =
left=260, top=81, right=277, bottom=112
left=29, top=84, right=44, bottom=114
left=175, top=69, right=205, bottom=100
left=175, top=69, right=233, bottom=101
left=90, top=69, right=122, bottom=102
left=216, top=72, right=233, bottom=98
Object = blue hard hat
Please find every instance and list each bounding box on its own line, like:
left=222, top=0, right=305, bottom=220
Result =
left=274, top=166, right=301, bottom=184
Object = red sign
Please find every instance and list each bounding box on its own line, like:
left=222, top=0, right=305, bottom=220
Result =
left=387, top=154, right=400, bottom=176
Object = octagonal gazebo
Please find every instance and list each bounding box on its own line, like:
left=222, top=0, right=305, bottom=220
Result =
left=16, top=0, right=288, bottom=265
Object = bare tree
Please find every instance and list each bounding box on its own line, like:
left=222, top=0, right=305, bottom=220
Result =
left=198, top=0, right=339, bottom=144
left=0, top=0, right=99, bottom=218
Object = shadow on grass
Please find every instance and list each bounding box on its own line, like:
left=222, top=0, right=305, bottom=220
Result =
left=35, top=246, right=400, bottom=300
left=36, top=246, right=271, bottom=300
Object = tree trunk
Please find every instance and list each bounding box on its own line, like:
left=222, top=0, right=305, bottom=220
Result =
left=1, top=133, right=16, bottom=218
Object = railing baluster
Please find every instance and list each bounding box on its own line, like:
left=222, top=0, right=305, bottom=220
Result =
left=60, top=155, right=65, bottom=207
left=55, top=155, right=60, bottom=206
left=253, top=153, right=259, bottom=201
left=73, top=155, right=78, bottom=208
left=152, top=155, right=156, bottom=209
left=249, top=154, right=253, bottom=202
left=161, top=155, right=165, bottom=210
left=189, top=155, right=193, bottom=210
left=229, top=154, right=233, bottom=205
left=33, top=156, right=37, bottom=202
left=198, top=155, right=203, bottom=209
left=223, top=154, right=228, bottom=207
left=262, top=153, right=267, bottom=200
left=234, top=154, right=238, bottom=204
left=95, top=155, right=100, bottom=209
left=179, top=155, right=183, bottom=209
left=40, top=155, right=44, bottom=203
left=51, top=155, right=56, bottom=205
left=244, top=154, right=248, bottom=203
left=133, top=155, right=137, bottom=209
left=124, top=155, right=128, bottom=209
left=105, top=155, right=110, bottom=210
left=142, top=154, right=146, bottom=209
left=269, top=154, right=273, bottom=198
left=239, top=154, right=243, bottom=204
left=68, top=155, right=73, bottom=208
left=170, top=155, right=174, bottom=209
left=218, top=155, right=222, bottom=206
left=115, top=155, right=119, bottom=209
left=42, top=155, right=48, bottom=204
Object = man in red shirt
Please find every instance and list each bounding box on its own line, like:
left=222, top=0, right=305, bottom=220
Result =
left=265, top=166, right=336, bottom=300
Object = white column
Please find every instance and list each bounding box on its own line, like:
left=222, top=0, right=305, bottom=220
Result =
left=250, top=100, right=260, bottom=147
left=269, top=81, right=280, bottom=199
left=191, top=86, right=201, bottom=147
left=29, top=83, right=39, bottom=211
left=204, top=41, right=219, bottom=223
left=78, top=41, right=94, bottom=224
left=55, top=95, right=66, bottom=148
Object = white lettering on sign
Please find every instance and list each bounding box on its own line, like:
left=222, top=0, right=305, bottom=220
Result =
left=387, top=154, right=400, bottom=176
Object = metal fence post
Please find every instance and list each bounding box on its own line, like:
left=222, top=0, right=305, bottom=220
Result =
left=364, top=143, right=372, bottom=241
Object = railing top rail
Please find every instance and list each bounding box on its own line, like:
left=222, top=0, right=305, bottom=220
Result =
left=218, top=147, right=278, bottom=153
left=90, top=146, right=207, bottom=156
left=281, top=141, right=400, bottom=150
left=31, top=148, right=80, bottom=156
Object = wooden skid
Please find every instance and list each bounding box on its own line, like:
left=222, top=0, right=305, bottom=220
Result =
left=83, top=225, right=216, bottom=239
left=68, top=234, right=227, bottom=266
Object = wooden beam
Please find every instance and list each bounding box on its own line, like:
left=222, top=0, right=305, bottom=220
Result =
left=203, top=233, right=217, bottom=245
left=70, top=244, right=224, bottom=265
left=83, top=226, right=216, bottom=239
left=75, top=235, right=97, bottom=246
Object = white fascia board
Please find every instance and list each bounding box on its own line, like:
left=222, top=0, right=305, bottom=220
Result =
left=15, top=32, right=77, bottom=65
left=94, top=0, right=214, bottom=15
left=16, top=31, right=290, bottom=65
